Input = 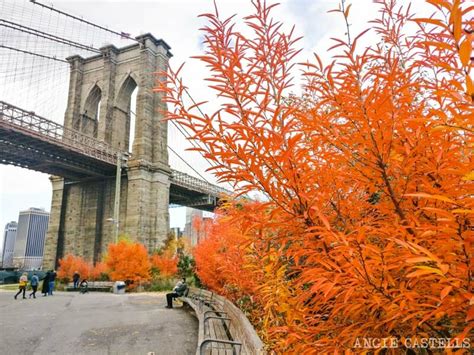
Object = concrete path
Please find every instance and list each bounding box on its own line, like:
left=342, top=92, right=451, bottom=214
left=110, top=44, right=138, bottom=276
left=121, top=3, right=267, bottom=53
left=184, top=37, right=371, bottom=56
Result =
left=0, top=290, right=198, bottom=355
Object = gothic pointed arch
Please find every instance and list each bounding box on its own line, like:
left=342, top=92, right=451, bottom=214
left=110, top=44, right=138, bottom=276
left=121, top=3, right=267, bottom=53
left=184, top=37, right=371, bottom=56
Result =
left=116, top=74, right=138, bottom=112
left=83, top=84, right=102, bottom=121
left=81, top=84, right=102, bottom=137
left=115, top=74, right=138, bottom=152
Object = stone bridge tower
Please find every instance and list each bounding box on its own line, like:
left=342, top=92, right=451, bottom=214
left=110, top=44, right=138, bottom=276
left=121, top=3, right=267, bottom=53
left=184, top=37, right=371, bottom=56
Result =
left=43, top=34, right=172, bottom=269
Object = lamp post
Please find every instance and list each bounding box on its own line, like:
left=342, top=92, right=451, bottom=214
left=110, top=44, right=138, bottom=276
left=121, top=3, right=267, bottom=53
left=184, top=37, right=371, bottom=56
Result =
left=111, top=152, right=129, bottom=244
left=106, top=218, right=119, bottom=244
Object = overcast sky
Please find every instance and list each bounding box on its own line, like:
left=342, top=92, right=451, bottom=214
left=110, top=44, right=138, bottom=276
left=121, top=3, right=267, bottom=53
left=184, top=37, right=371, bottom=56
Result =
left=0, top=0, right=433, bottom=251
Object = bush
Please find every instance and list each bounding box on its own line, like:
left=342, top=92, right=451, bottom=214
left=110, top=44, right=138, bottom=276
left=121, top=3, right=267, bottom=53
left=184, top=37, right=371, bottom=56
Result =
left=144, top=278, right=177, bottom=292
left=57, top=254, right=91, bottom=283
left=105, top=239, right=151, bottom=289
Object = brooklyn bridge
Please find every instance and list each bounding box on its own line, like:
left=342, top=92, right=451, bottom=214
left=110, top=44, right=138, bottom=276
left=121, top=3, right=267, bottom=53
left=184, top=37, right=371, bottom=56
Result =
left=0, top=0, right=231, bottom=269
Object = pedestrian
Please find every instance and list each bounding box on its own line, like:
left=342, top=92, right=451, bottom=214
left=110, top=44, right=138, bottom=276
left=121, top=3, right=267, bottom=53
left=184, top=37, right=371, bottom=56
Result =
left=165, top=278, right=188, bottom=309
left=29, top=272, right=39, bottom=298
left=42, top=271, right=50, bottom=296
left=48, top=270, right=57, bottom=296
left=73, top=271, right=80, bottom=289
left=14, top=272, right=28, bottom=300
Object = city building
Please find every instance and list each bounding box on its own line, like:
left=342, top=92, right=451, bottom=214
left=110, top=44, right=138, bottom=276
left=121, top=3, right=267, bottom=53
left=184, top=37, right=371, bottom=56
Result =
left=183, top=208, right=212, bottom=246
left=2, top=221, right=18, bottom=268
left=13, top=208, right=50, bottom=270
left=170, top=227, right=183, bottom=239
left=183, top=208, right=202, bottom=246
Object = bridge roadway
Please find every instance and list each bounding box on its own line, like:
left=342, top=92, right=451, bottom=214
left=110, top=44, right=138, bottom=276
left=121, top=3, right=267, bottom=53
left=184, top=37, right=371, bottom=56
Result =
left=0, top=100, right=230, bottom=212
left=0, top=290, right=198, bottom=355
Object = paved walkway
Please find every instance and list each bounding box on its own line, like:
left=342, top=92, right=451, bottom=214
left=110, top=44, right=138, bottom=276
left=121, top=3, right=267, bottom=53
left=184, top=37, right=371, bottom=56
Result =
left=0, top=290, right=198, bottom=355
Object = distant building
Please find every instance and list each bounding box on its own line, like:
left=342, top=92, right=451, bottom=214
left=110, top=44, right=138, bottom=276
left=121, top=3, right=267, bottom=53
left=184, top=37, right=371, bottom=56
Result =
left=13, top=208, right=50, bottom=270
left=170, top=227, right=183, bottom=239
left=2, top=221, right=18, bottom=268
left=183, top=208, right=213, bottom=246
left=183, top=208, right=203, bottom=246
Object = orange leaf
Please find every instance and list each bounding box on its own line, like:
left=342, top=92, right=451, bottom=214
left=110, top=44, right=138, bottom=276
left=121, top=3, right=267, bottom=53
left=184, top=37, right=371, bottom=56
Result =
left=440, top=285, right=452, bottom=300
left=405, top=257, right=433, bottom=263
left=404, top=193, right=455, bottom=204
left=407, top=266, right=444, bottom=278
left=459, top=38, right=472, bottom=67
left=467, top=306, right=474, bottom=322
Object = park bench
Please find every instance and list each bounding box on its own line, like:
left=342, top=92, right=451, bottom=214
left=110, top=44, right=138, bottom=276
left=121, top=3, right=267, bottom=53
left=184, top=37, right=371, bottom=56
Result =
left=181, top=287, right=265, bottom=355
left=66, top=281, right=114, bottom=292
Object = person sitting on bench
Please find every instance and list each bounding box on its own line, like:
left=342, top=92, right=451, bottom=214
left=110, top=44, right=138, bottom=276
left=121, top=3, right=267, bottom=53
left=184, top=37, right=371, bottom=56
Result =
left=166, top=278, right=188, bottom=308
left=79, top=279, right=89, bottom=294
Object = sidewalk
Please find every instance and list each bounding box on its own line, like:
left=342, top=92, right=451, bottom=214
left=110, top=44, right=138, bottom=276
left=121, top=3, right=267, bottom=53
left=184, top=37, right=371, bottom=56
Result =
left=0, top=291, right=198, bottom=355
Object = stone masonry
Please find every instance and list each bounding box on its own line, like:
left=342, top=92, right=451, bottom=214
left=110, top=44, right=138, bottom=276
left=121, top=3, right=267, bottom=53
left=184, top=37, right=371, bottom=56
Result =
left=42, top=34, right=172, bottom=269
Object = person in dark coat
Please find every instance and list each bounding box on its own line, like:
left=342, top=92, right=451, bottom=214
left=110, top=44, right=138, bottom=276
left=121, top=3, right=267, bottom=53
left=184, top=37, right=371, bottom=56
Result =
left=73, top=271, right=80, bottom=289
left=42, top=271, right=51, bottom=296
left=166, top=278, right=188, bottom=308
left=48, top=270, right=57, bottom=296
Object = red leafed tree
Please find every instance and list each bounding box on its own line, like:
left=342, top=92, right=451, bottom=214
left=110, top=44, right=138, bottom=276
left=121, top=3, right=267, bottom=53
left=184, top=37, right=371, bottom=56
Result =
left=105, top=240, right=151, bottom=288
left=150, top=252, right=178, bottom=278
left=89, top=261, right=109, bottom=281
left=194, top=202, right=296, bottom=343
left=158, top=0, right=473, bottom=352
left=193, top=208, right=250, bottom=297
left=191, top=214, right=212, bottom=244
left=57, top=254, right=91, bottom=282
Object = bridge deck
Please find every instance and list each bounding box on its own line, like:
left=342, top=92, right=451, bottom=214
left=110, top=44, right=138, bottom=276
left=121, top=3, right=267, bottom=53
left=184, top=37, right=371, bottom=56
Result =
left=0, top=100, right=231, bottom=211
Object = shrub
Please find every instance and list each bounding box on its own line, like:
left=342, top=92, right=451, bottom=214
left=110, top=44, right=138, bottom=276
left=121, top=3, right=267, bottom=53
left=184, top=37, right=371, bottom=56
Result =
left=105, top=240, right=151, bottom=289
left=57, top=254, right=91, bottom=283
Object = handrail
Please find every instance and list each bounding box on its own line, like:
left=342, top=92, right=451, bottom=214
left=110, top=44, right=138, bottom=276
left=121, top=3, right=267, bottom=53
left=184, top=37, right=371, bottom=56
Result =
left=0, top=100, right=117, bottom=164
left=170, top=170, right=232, bottom=197
left=0, top=100, right=232, bottom=198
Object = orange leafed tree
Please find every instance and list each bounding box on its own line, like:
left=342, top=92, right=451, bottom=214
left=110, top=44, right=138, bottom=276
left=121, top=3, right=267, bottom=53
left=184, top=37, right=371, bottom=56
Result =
left=89, top=261, right=109, bottom=281
left=158, top=0, right=473, bottom=352
left=193, top=201, right=297, bottom=342
left=105, top=240, right=151, bottom=288
left=193, top=206, right=254, bottom=297
left=150, top=252, right=178, bottom=278
left=191, top=214, right=212, bottom=244
left=57, top=254, right=91, bottom=282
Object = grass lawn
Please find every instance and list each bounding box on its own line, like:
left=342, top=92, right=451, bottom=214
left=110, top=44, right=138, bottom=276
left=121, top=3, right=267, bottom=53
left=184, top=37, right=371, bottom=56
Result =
left=0, top=284, right=19, bottom=291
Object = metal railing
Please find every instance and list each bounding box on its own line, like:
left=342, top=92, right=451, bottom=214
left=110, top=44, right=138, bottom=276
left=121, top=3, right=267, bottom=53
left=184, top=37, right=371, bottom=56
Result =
left=171, top=170, right=232, bottom=197
left=0, top=100, right=232, bottom=198
left=0, top=100, right=117, bottom=165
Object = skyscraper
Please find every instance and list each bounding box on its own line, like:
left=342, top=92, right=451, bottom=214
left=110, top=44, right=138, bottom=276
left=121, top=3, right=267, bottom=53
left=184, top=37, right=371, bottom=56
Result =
left=184, top=208, right=203, bottom=246
left=2, top=221, right=17, bottom=268
left=13, top=208, right=50, bottom=270
left=183, top=208, right=212, bottom=246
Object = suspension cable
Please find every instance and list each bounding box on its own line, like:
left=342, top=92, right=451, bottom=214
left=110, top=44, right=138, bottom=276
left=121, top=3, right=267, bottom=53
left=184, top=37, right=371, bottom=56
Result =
left=180, top=88, right=237, bottom=191
left=167, top=145, right=210, bottom=183
left=0, top=19, right=100, bottom=53
left=30, top=0, right=138, bottom=42
left=0, top=45, right=68, bottom=63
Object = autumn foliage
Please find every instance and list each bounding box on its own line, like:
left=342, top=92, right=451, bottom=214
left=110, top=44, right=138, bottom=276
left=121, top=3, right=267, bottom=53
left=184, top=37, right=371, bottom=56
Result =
left=193, top=202, right=297, bottom=335
left=89, top=261, right=108, bottom=280
left=150, top=251, right=178, bottom=278
left=193, top=205, right=254, bottom=297
left=159, top=0, right=473, bottom=352
left=105, top=240, right=151, bottom=288
left=57, top=254, right=91, bottom=282
left=58, top=239, right=187, bottom=289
